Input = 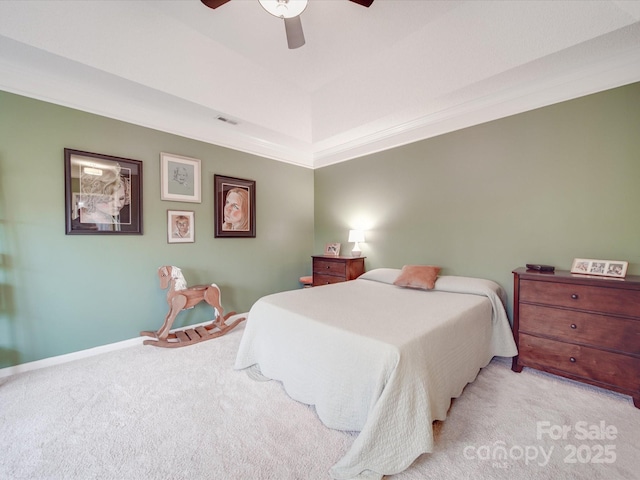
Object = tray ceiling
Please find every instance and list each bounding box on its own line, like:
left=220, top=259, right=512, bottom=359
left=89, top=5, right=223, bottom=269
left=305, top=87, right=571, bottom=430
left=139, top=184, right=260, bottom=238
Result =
left=1, top=0, right=639, bottom=168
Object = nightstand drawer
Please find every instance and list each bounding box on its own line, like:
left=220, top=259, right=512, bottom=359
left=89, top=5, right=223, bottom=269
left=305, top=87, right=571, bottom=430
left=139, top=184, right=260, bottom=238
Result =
left=313, top=259, right=346, bottom=276
left=519, top=334, right=640, bottom=392
left=519, top=304, right=640, bottom=355
left=313, top=273, right=346, bottom=286
left=520, top=279, right=640, bottom=317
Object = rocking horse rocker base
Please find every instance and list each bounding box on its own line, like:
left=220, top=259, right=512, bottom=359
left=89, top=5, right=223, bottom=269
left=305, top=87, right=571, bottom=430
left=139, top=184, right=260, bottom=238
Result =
left=140, top=312, right=244, bottom=348
left=141, top=266, right=246, bottom=348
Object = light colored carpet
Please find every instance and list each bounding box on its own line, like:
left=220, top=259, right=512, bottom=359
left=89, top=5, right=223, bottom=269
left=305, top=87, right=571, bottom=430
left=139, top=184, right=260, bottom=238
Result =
left=1, top=322, right=638, bottom=480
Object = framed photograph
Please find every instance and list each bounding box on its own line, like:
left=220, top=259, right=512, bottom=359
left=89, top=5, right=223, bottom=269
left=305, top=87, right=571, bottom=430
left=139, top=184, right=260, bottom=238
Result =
left=214, top=175, right=256, bottom=238
left=160, top=152, right=201, bottom=203
left=167, top=210, right=195, bottom=244
left=324, top=243, right=341, bottom=256
left=64, top=148, right=143, bottom=235
left=571, top=258, right=628, bottom=278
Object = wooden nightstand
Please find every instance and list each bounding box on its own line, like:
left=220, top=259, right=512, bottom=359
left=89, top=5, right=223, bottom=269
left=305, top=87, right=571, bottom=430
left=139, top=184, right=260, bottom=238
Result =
left=512, top=267, right=640, bottom=408
left=312, top=256, right=365, bottom=286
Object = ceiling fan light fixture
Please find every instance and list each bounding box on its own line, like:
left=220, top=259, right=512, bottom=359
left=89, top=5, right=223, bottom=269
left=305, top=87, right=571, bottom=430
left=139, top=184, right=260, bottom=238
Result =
left=258, top=0, right=308, bottom=19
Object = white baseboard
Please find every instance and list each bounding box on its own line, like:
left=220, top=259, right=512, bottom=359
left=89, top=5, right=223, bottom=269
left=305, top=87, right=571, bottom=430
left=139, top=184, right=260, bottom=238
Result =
left=0, top=317, right=246, bottom=379
left=0, top=336, right=145, bottom=379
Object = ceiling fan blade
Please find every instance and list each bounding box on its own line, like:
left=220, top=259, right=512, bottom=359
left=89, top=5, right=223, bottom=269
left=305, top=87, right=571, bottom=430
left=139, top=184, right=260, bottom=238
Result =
left=284, top=16, right=305, bottom=49
left=348, top=0, right=374, bottom=7
left=201, top=0, right=232, bottom=9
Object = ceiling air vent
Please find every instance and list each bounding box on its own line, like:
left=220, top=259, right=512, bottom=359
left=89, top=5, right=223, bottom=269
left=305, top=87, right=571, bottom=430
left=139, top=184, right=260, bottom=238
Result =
left=216, top=116, right=239, bottom=126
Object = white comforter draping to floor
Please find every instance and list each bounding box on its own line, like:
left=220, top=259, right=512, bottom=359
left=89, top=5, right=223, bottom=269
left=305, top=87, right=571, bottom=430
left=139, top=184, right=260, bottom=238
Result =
left=234, top=269, right=518, bottom=479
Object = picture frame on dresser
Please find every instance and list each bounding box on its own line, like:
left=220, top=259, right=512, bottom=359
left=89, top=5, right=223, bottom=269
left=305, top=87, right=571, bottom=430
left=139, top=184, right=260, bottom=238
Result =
left=570, top=258, right=628, bottom=278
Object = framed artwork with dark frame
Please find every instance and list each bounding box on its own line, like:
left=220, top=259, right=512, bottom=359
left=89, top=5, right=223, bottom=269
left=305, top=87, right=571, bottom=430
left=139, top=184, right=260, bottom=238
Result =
left=214, top=174, right=256, bottom=238
left=160, top=152, right=201, bottom=203
left=64, top=148, right=143, bottom=235
left=167, top=210, right=195, bottom=244
left=570, top=258, right=628, bottom=278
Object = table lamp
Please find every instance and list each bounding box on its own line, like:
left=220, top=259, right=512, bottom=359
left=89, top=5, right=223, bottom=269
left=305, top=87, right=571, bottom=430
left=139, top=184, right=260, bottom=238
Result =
left=348, top=229, right=365, bottom=257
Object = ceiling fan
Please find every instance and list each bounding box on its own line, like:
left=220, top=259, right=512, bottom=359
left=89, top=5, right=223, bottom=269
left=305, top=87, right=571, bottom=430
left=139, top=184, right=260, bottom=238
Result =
left=201, top=0, right=374, bottom=49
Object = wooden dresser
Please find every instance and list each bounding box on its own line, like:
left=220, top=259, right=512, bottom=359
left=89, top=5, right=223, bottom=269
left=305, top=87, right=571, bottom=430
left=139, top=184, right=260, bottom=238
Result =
left=312, top=256, right=365, bottom=287
left=512, top=267, right=640, bottom=408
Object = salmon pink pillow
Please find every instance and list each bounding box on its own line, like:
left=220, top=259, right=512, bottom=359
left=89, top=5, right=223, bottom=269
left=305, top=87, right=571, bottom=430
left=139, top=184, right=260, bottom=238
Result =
left=393, top=265, right=441, bottom=290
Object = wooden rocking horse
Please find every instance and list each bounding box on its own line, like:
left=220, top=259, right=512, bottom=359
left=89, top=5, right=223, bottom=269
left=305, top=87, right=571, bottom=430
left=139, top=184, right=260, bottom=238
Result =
left=140, top=266, right=245, bottom=348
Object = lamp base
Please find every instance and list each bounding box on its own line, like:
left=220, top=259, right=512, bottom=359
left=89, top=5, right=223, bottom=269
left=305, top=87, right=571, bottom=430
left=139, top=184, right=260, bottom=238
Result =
left=351, top=250, right=361, bottom=257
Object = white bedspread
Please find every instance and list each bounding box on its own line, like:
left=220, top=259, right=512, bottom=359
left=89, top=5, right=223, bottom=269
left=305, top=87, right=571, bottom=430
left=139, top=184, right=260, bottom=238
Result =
left=234, top=269, right=517, bottom=479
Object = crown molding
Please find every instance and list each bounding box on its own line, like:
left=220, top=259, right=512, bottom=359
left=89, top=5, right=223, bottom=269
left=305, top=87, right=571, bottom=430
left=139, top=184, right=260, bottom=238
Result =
left=2, top=36, right=639, bottom=170
left=312, top=45, right=640, bottom=168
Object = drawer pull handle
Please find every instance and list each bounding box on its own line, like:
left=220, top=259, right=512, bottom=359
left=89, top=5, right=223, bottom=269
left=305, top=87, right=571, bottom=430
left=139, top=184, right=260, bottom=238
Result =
left=571, top=294, right=579, bottom=300
left=570, top=324, right=577, bottom=329
left=570, top=357, right=576, bottom=363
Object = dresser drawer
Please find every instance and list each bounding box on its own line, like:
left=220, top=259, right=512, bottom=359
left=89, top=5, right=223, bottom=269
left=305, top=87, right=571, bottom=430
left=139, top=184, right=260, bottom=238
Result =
left=313, top=259, right=346, bottom=277
left=519, top=334, right=640, bottom=393
left=520, top=279, right=640, bottom=318
left=519, top=304, right=640, bottom=355
left=313, top=273, right=346, bottom=286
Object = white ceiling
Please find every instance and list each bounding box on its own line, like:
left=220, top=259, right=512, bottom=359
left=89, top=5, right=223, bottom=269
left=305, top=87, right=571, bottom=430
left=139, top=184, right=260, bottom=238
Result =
left=1, top=0, right=640, bottom=169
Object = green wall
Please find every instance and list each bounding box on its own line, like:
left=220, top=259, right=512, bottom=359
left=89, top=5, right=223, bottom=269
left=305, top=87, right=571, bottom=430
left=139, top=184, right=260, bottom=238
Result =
left=0, top=91, right=314, bottom=367
left=2, top=82, right=639, bottom=368
left=314, top=82, right=640, bottom=315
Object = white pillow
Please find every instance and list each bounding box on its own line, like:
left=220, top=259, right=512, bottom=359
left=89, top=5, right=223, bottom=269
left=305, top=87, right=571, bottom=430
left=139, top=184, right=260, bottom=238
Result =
left=358, top=268, right=402, bottom=285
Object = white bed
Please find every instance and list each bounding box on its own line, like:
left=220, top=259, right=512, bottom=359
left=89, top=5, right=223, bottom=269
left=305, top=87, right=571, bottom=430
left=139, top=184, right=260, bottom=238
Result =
left=234, top=268, right=518, bottom=479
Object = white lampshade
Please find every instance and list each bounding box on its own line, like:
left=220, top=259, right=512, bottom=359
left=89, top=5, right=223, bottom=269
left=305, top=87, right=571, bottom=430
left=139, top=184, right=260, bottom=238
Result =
left=348, top=230, right=365, bottom=257
left=348, top=230, right=365, bottom=243
left=259, top=0, right=308, bottom=19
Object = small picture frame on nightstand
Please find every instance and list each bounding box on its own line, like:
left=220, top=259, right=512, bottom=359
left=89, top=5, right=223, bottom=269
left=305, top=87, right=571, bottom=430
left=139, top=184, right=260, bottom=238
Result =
left=324, top=243, right=341, bottom=256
